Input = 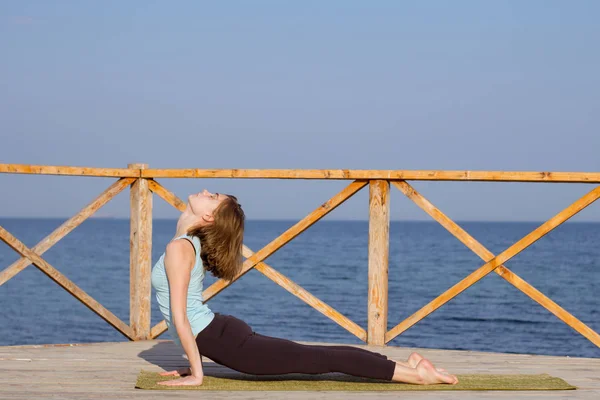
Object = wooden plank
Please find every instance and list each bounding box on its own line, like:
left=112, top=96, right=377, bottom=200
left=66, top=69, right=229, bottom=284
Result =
left=253, top=262, right=366, bottom=341
left=0, top=226, right=134, bottom=339
left=202, top=180, right=368, bottom=301
left=386, top=184, right=600, bottom=342
left=141, top=168, right=600, bottom=183
left=129, top=165, right=152, bottom=340
left=2, top=163, right=599, bottom=182
left=367, top=180, right=390, bottom=345
left=147, top=179, right=185, bottom=210
left=391, top=181, right=600, bottom=347
left=150, top=320, right=168, bottom=339
left=1, top=340, right=600, bottom=399
left=0, top=163, right=139, bottom=177
left=0, top=178, right=134, bottom=286
left=497, top=266, right=600, bottom=347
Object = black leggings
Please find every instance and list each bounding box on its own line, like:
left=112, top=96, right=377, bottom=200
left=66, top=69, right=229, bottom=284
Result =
left=195, top=313, right=396, bottom=381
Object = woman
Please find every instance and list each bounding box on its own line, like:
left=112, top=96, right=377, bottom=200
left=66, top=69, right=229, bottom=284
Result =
left=151, top=189, right=458, bottom=386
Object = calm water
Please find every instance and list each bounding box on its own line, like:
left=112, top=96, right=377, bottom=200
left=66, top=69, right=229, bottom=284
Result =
left=1, top=218, right=599, bottom=358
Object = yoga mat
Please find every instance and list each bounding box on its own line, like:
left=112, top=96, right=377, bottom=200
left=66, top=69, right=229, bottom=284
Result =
left=135, top=370, right=576, bottom=391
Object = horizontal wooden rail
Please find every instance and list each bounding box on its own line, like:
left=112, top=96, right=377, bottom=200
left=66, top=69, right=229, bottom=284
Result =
left=2, top=164, right=600, bottom=182
left=143, top=169, right=600, bottom=182
left=0, top=164, right=139, bottom=177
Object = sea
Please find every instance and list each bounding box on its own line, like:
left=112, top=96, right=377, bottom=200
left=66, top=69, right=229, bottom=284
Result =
left=1, top=218, right=599, bottom=358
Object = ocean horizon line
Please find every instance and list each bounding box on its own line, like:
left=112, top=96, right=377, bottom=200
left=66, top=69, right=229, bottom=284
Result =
left=0, top=216, right=599, bottom=224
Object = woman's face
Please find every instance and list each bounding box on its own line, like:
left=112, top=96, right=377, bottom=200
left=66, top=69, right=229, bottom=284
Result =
left=188, top=189, right=227, bottom=222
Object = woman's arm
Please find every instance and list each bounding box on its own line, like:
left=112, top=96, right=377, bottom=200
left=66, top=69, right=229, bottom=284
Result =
left=160, top=239, right=204, bottom=386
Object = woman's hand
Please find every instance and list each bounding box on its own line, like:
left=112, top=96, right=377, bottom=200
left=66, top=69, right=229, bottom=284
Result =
left=157, top=374, right=204, bottom=386
left=159, top=367, right=191, bottom=377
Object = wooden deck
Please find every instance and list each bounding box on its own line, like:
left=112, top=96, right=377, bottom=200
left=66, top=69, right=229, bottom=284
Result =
left=1, top=340, right=598, bottom=399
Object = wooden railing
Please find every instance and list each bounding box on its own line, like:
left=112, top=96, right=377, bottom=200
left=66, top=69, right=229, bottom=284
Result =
left=1, top=163, right=600, bottom=347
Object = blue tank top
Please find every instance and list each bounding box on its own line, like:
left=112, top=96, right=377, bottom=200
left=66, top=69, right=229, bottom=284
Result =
left=151, top=234, right=215, bottom=346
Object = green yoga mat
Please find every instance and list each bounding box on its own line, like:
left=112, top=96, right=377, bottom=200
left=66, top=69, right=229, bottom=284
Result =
left=135, top=370, right=576, bottom=391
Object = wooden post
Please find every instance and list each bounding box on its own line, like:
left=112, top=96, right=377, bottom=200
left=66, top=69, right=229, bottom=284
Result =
left=129, top=163, right=152, bottom=340
left=368, top=180, right=390, bottom=345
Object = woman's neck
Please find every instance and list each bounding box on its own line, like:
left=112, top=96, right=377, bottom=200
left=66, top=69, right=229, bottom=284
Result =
left=175, top=211, right=201, bottom=237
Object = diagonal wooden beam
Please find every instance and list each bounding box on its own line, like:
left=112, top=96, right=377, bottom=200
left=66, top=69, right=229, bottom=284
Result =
left=495, top=265, right=600, bottom=347
left=389, top=181, right=600, bottom=346
left=0, top=178, right=135, bottom=286
left=386, top=183, right=600, bottom=342
left=150, top=320, right=168, bottom=340
left=0, top=226, right=135, bottom=340
left=250, top=253, right=366, bottom=342
left=202, top=180, right=368, bottom=300
left=148, top=179, right=185, bottom=209
left=151, top=179, right=368, bottom=300
left=148, top=179, right=368, bottom=340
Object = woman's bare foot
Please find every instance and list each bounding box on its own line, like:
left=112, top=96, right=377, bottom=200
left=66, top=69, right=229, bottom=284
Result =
left=407, top=352, right=446, bottom=372
left=416, top=359, right=458, bottom=385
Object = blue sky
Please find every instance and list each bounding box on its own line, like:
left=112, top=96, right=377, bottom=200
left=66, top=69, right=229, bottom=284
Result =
left=1, top=1, right=599, bottom=221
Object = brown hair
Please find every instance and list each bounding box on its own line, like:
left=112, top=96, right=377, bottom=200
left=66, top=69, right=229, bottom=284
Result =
left=188, top=195, right=245, bottom=281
